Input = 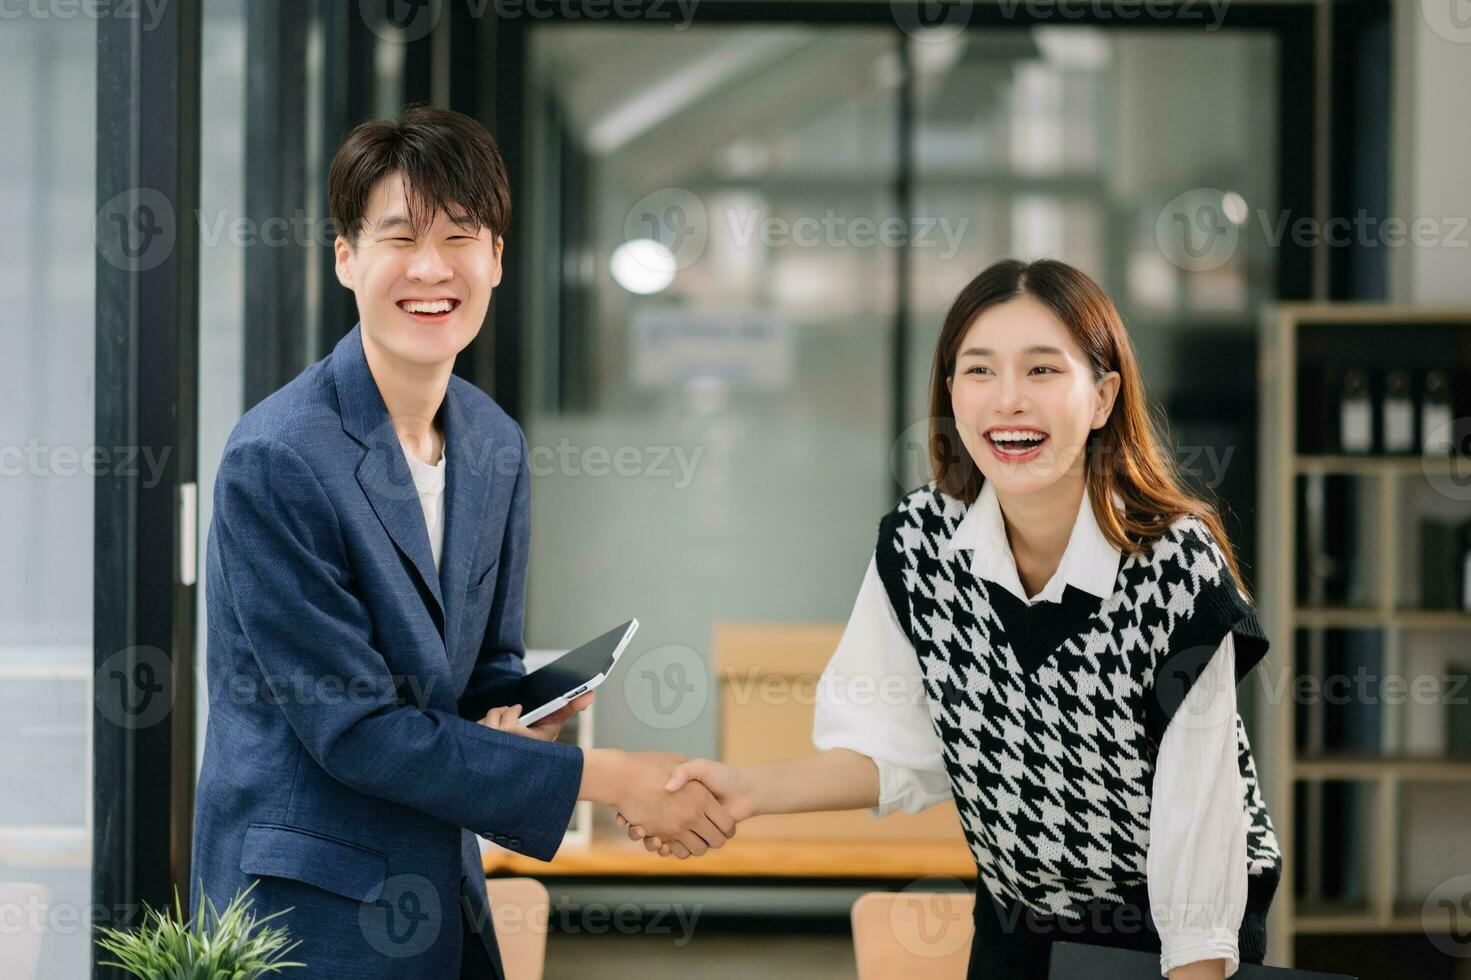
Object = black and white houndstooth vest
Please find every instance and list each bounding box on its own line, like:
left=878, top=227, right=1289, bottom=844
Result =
left=875, top=482, right=1282, bottom=954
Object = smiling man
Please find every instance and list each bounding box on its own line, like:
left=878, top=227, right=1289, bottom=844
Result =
left=191, top=106, right=734, bottom=980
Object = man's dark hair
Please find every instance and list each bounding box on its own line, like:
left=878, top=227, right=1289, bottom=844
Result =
left=328, top=103, right=511, bottom=247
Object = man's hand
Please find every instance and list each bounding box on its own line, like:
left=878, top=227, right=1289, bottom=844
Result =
left=618, top=757, right=756, bottom=857
left=586, top=750, right=736, bottom=859
left=477, top=691, right=594, bottom=743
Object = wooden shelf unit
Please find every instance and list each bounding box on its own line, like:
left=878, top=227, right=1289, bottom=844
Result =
left=1258, top=303, right=1471, bottom=963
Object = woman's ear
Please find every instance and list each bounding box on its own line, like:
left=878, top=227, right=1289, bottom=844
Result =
left=1092, top=370, right=1121, bottom=429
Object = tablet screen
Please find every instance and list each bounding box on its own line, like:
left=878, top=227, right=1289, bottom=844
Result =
left=512, top=620, right=635, bottom=714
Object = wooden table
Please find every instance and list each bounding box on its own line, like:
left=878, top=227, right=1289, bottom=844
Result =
left=483, top=835, right=976, bottom=880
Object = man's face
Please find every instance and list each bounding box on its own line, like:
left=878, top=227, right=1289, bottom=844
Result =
left=333, top=172, right=503, bottom=368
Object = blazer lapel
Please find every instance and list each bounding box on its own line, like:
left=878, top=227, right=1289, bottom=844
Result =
left=332, top=324, right=447, bottom=643
left=436, top=380, right=490, bottom=664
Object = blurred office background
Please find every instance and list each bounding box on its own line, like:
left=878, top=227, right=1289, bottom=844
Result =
left=4, top=0, right=1471, bottom=977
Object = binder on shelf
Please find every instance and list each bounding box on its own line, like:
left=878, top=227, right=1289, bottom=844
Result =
left=1448, top=662, right=1471, bottom=757
left=1295, top=474, right=1364, bottom=607
left=1420, top=517, right=1464, bottom=611
left=1324, top=631, right=1383, bottom=755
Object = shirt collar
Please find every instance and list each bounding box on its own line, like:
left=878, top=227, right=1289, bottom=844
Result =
left=942, top=480, right=1124, bottom=606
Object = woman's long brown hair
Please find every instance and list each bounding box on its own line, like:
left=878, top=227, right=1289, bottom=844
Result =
left=927, top=258, right=1251, bottom=600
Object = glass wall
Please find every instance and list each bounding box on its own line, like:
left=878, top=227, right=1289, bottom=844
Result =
left=522, top=23, right=1281, bottom=758
left=522, top=26, right=901, bottom=758
left=0, top=12, right=97, bottom=979
left=905, top=28, right=1279, bottom=563
left=196, top=0, right=250, bottom=777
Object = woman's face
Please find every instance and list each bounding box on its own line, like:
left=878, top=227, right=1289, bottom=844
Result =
left=947, top=294, right=1120, bottom=497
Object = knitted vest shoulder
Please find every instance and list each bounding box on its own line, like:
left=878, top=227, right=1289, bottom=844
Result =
left=874, top=482, right=1282, bottom=945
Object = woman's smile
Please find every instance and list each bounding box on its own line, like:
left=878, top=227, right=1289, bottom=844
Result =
left=984, top=425, right=1050, bottom=462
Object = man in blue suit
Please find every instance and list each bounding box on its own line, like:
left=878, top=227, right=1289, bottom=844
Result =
left=192, top=106, right=735, bottom=979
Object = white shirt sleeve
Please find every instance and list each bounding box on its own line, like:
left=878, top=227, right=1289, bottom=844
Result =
left=1148, top=631, right=1248, bottom=978
left=811, top=554, right=953, bottom=818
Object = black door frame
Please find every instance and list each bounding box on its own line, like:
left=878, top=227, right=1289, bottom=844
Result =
left=94, top=0, right=201, bottom=976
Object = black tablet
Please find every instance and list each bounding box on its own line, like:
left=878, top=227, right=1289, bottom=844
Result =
left=512, top=619, right=638, bottom=725
left=1049, top=942, right=1355, bottom=979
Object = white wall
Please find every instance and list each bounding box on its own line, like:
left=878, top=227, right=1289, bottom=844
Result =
left=1392, top=0, right=1471, bottom=305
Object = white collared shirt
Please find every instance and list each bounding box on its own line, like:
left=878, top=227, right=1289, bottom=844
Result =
left=812, top=480, right=1248, bottom=978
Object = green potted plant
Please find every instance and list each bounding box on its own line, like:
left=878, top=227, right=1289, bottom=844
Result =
left=96, top=880, right=304, bottom=978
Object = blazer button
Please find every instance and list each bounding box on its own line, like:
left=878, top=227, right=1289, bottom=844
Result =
left=509, top=838, right=521, bottom=848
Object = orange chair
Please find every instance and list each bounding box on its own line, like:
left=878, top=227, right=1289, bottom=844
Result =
left=485, top=877, right=551, bottom=980
left=851, top=889, right=975, bottom=979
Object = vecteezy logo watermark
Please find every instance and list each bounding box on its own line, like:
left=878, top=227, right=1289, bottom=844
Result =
left=1423, top=874, right=1471, bottom=957
left=1422, top=419, right=1471, bottom=501
left=361, top=0, right=702, bottom=40
left=0, top=0, right=170, bottom=30
left=720, top=667, right=927, bottom=710
left=360, top=0, right=443, bottom=42
left=350, top=416, right=706, bottom=503
left=1156, top=189, right=1471, bottom=271
left=0, top=440, right=171, bottom=485
left=528, top=439, right=703, bottom=488
left=621, top=190, right=970, bottom=270
left=1155, top=188, right=1244, bottom=272
left=889, top=877, right=975, bottom=959
left=892, top=0, right=973, bottom=42
left=624, top=188, right=709, bottom=272
left=0, top=895, right=151, bottom=936
left=622, top=644, right=708, bottom=730
left=886, top=417, right=1237, bottom=491
left=1249, top=666, right=1470, bottom=710
left=360, top=874, right=441, bottom=959
left=1151, top=642, right=1237, bottom=735
left=724, top=209, right=968, bottom=261
left=95, top=646, right=174, bottom=730
left=489, top=0, right=700, bottom=27
left=95, top=187, right=175, bottom=273
left=994, top=0, right=1230, bottom=29
left=894, top=0, right=1232, bottom=37
left=1421, top=0, right=1471, bottom=44
left=466, top=893, right=704, bottom=945
left=217, top=670, right=440, bottom=711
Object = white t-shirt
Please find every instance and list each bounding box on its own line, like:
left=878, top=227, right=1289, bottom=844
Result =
left=402, top=439, right=446, bottom=573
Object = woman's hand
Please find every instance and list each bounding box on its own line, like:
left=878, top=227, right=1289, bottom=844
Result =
left=617, top=757, right=757, bottom=856
left=477, top=691, right=594, bottom=743
left=591, top=750, right=735, bottom=859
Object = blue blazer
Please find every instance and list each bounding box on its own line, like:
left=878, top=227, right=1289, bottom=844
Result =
left=192, top=323, right=582, bottom=978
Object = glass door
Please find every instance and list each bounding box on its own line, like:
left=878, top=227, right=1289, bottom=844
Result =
left=0, top=12, right=97, bottom=980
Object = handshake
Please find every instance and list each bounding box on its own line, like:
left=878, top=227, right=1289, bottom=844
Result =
left=477, top=694, right=759, bottom=859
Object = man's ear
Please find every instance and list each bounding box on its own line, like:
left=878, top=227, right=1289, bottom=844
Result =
left=333, top=235, right=355, bottom=290
left=490, top=235, right=505, bottom=289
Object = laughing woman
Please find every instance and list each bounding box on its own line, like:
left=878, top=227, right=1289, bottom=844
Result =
left=624, top=258, right=1281, bottom=980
